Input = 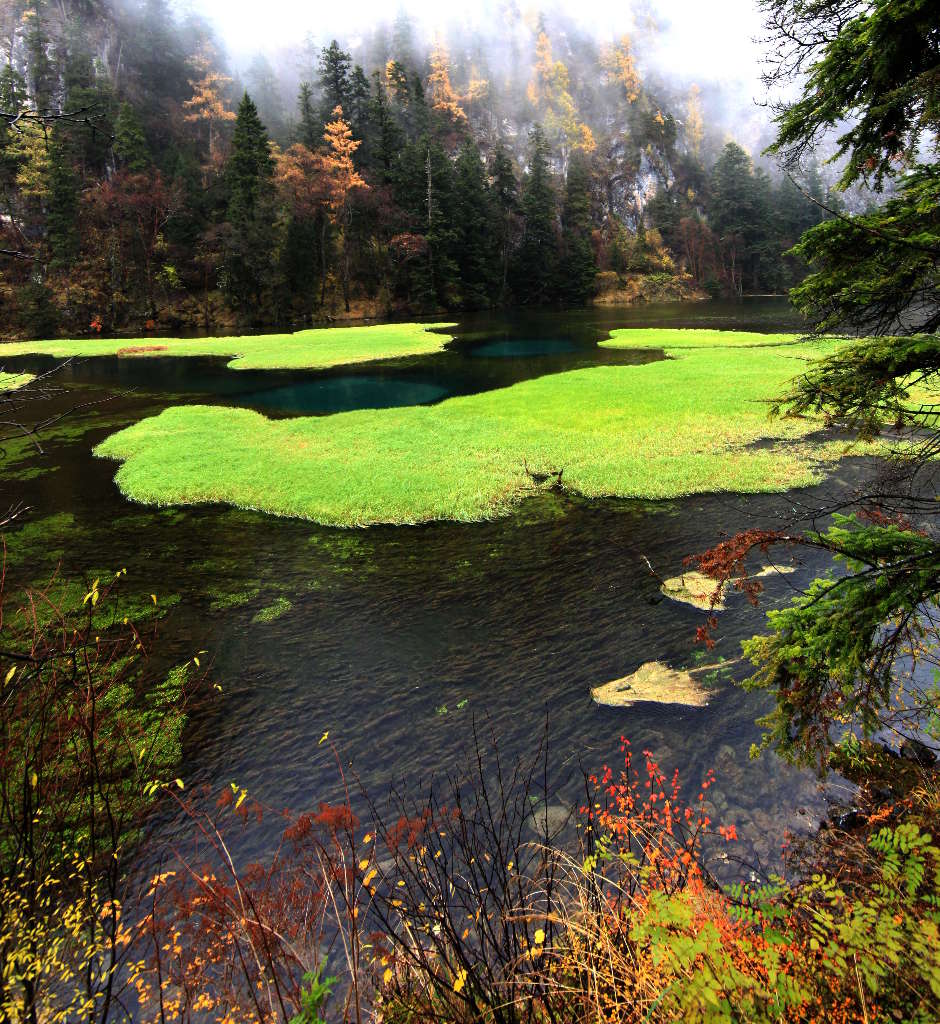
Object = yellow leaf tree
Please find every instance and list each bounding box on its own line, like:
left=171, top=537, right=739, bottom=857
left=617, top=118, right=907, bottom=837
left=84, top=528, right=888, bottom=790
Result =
left=183, top=46, right=236, bottom=171
left=527, top=30, right=594, bottom=172
left=321, top=106, right=368, bottom=312
left=686, top=84, right=704, bottom=161
left=426, top=38, right=466, bottom=130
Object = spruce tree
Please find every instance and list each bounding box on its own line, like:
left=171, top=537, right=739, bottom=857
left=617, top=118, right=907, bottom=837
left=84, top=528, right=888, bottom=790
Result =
left=490, top=142, right=518, bottom=302
left=113, top=103, right=151, bottom=173
left=318, top=41, right=351, bottom=125
left=452, top=140, right=498, bottom=308
left=367, top=71, right=400, bottom=182
left=223, top=93, right=278, bottom=315
left=513, top=125, right=558, bottom=304
left=296, top=82, right=318, bottom=149
left=45, top=136, right=80, bottom=269
left=559, top=150, right=597, bottom=305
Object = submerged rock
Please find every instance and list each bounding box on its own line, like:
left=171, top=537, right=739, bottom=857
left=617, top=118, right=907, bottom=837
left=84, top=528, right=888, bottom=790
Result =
left=660, top=571, right=728, bottom=610
left=660, top=564, right=796, bottom=611
left=592, top=661, right=709, bottom=708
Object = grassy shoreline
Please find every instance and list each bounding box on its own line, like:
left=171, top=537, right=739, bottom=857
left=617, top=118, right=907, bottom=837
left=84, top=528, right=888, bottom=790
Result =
left=93, top=328, right=844, bottom=527
left=0, top=322, right=456, bottom=371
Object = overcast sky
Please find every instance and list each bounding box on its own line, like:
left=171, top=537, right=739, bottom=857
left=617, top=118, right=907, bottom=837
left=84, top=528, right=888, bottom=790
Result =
left=183, top=0, right=767, bottom=90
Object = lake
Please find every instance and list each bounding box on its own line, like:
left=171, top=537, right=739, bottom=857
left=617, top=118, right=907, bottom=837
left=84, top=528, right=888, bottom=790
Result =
left=0, top=299, right=858, bottom=871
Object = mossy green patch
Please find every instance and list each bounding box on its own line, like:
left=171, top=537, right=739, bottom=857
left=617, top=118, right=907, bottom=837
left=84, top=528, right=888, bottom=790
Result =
left=209, top=585, right=260, bottom=611
left=93, top=330, right=846, bottom=527
left=251, top=596, right=292, bottom=624
left=1, top=322, right=456, bottom=371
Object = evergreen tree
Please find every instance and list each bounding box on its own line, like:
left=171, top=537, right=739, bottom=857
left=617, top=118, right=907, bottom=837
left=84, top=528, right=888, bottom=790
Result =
left=222, top=93, right=278, bottom=315
left=490, top=142, right=518, bottom=302
left=512, top=125, right=558, bottom=304
left=348, top=65, right=370, bottom=140
left=367, top=71, right=400, bottom=182
left=113, top=103, right=151, bottom=173
left=296, top=82, right=318, bottom=149
left=452, top=140, right=498, bottom=308
left=45, top=137, right=80, bottom=268
left=708, top=141, right=757, bottom=296
left=559, top=150, right=597, bottom=305
left=318, top=41, right=351, bottom=125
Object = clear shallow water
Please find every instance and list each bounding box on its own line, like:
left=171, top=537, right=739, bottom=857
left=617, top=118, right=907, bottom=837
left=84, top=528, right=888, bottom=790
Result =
left=0, top=299, right=854, bottom=871
left=468, top=338, right=578, bottom=357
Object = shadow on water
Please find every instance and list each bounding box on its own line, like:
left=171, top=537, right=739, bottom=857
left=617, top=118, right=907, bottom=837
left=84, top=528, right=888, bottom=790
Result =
left=1, top=299, right=850, bottom=872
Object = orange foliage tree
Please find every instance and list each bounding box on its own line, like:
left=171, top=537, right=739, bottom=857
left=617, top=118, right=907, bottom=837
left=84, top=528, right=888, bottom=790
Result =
left=183, top=46, right=236, bottom=171
left=321, top=106, right=368, bottom=312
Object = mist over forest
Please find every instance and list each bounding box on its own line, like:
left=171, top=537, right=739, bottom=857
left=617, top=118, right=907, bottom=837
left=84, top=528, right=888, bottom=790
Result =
left=0, top=0, right=854, bottom=332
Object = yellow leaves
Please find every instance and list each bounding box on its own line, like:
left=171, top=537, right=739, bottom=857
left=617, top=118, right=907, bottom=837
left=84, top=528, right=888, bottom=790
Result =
left=383, top=967, right=393, bottom=985
left=151, top=593, right=158, bottom=605
left=453, top=967, right=468, bottom=993
left=363, top=868, right=377, bottom=887
left=363, top=832, right=373, bottom=844
left=319, top=730, right=329, bottom=745
left=4, top=665, right=16, bottom=685
left=29, top=770, right=38, bottom=788
left=83, top=579, right=100, bottom=606
left=602, top=35, right=641, bottom=102
left=230, top=782, right=248, bottom=810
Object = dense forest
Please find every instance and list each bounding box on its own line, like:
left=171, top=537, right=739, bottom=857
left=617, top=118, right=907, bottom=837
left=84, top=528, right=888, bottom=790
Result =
left=0, top=0, right=836, bottom=335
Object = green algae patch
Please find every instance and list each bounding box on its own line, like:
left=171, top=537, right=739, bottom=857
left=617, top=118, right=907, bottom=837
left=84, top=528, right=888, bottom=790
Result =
left=0, top=322, right=455, bottom=372
left=93, top=329, right=844, bottom=527
left=252, top=596, right=292, bottom=624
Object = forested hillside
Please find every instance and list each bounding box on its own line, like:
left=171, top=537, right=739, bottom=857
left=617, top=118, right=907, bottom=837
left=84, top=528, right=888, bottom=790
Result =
left=0, top=0, right=833, bottom=334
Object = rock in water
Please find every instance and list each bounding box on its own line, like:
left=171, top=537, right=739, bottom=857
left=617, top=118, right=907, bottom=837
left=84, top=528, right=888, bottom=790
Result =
left=659, top=565, right=797, bottom=611
left=592, top=661, right=709, bottom=708
left=660, top=571, right=728, bottom=610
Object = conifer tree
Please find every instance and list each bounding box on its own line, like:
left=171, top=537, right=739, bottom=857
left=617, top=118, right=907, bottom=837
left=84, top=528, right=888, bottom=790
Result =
left=513, top=125, right=558, bottom=304
left=452, top=140, right=498, bottom=308
left=113, top=103, right=151, bottom=173
left=559, top=150, right=597, bottom=305
left=222, top=92, right=277, bottom=315
left=45, top=136, right=80, bottom=269
left=490, top=142, right=518, bottom=302
left=296, top=82, right=318, bottom=149
left=318, top=41, right=351, bottom=125
left=367, top=71, right=400, bottom=182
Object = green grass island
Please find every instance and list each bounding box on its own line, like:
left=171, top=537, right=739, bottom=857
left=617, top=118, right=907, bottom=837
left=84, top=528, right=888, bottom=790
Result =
left=37, top=326, right=847, bottom=527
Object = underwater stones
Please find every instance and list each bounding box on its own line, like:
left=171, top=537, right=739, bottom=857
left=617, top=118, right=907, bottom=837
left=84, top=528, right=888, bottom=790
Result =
left=660, top=564, right=796, bottom=611
left=660, top=571, right=729, bottom=610
left=591, top=661, right=709, bottom=708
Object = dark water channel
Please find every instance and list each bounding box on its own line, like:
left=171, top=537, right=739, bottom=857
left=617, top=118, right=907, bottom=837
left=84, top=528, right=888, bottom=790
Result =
left=1, top=300, right=857, bottom=872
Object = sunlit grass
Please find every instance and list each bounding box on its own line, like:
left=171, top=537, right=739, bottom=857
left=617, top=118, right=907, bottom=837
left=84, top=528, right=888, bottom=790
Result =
left=94, top=329, right=846, bottom=526
left=0, top=322, right=456, bottom=371
left=0, top=371, right=34, bottom=390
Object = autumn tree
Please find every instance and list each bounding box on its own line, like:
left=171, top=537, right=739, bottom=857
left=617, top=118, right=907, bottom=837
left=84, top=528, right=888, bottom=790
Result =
left=321, top=106, right=368, bottom=312
left=528, top=30, right=595, bottom=172
left=426, top=38, right=466, bottom=136
left=182, top=45, right=236, bottom=169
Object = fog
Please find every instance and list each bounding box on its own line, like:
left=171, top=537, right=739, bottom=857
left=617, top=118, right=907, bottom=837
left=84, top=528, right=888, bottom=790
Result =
left=191, top=0, right=766, bottom=90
